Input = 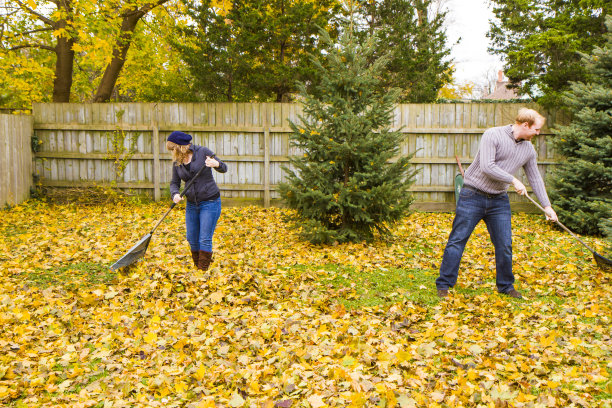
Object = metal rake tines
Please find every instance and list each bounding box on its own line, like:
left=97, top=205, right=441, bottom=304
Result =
left=110, top=234, right=152, bottom=270
left=594, top=252, right=612, bottom=272
left=110, top=249, right=146, bottom=270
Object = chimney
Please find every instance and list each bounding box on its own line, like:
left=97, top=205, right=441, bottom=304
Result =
left=497, top=70, right=504, bottom=82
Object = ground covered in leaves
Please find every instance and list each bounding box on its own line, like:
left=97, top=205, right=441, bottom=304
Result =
left=0, top=200, right=610, bottom=408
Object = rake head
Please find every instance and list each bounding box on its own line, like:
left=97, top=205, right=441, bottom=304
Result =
left=594, top=252, right=612, bottom=273
left=110, top=233, right=152, bottom=270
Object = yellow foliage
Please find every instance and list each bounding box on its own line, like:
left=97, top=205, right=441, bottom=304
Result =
left=0, top=202, right=609, bottom=406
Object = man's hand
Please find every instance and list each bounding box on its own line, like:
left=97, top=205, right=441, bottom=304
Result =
left=172, top=194, right=183, bottom=204
left=512, top=177, right=527, bottom=195
left=543, top=206, right=558, bottom=222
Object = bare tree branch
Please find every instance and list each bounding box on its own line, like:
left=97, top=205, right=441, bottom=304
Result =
left=10, top=43, right=56, bottom=52
left=13, top=0, right=55, bottom=26
left=120, top=0, right=170, bottom=18
left=18, top=27, right=53, bottom=36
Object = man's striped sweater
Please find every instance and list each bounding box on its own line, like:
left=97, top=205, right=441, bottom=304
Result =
left=463, top=124, right=551, bottom=207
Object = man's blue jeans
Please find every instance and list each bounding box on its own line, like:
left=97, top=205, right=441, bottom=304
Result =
left=185, top=198, right=221, bottom=252
left=436, top=187, right=515, bottom=293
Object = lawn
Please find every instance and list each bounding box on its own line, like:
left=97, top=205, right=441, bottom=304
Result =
left=0, top=200, right=610, bottom=407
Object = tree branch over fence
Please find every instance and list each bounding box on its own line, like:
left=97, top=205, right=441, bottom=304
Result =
left=93, top=0, right=172, bottom=102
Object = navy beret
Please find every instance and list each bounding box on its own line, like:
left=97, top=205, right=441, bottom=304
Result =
left=167, top=131, right=192, bottom=145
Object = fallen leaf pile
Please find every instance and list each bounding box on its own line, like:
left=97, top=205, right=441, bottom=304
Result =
left=0, top=200, right=610, bottom=407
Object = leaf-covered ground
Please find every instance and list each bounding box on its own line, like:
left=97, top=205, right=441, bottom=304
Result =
left=0, top=201, right=610, bottom=408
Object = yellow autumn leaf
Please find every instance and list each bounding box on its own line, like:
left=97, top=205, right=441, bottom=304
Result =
left=143, top=331, right=157, bottom=344
left=194, top=364, right=206, bottom=381
left=467, top=369, right=478, bottom=381
left=195, top=399, right=216, bottom=408
left=540, top=332, right=556, bottom=348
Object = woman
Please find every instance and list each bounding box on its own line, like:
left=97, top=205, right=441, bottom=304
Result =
left=167, top=131, right=227, bottom=271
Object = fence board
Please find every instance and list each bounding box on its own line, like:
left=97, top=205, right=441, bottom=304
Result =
left=0, top=114, right=33, bottom=206
left=30, top=102, right=565, bottom=210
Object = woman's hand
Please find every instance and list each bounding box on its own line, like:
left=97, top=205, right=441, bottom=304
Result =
left=205, top=156, right=219, bottom=168
left=173, top=194, right=183, bottom=204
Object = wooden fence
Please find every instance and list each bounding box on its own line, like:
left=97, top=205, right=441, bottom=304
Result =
left=32, top=102, right=567, bottom=211
left=1, top=114, right=33, bottom=207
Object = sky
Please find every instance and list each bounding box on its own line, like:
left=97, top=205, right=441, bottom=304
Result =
left=443, top=0, right=504, bottom=85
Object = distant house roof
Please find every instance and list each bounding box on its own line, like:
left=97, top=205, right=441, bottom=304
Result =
left=483, top=70, right=519, bottom=100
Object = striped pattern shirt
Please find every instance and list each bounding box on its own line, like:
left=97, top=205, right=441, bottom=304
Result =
left=464, top=125, right=551, bottom=207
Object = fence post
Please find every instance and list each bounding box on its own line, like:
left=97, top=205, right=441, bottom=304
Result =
left=264, top=127, right=270, bottom=208
left=262, top=103, right=271, bottom=208
left=152, top=103, right=160, bottom=201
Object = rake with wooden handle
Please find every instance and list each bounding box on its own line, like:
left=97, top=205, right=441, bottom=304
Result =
left=524, top=193, right=612, bottom=272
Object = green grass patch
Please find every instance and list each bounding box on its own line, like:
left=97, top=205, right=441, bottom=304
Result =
left=285, top=264, right=573, bottom=310
left=0, top=224, right=30, bottom=237
left=287, top=264, right=442, bottom=308
left=15, top=262, right=116, bottom=290
left=595, top=367, right=612, bottom=401
left=70, top=368, right=109, bottom=394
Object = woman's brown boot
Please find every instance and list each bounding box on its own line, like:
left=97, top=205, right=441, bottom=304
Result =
left=190, top=251, right=199, bottom=268
left=198, top=251, right=213, bottom=271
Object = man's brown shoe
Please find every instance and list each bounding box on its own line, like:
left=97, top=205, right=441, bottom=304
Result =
left=437, top=289, right=448, bottom=298
left=504, top=289, right=522, bottom=299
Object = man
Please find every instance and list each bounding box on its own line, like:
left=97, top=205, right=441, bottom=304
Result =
left=436, top=108, right=558, bottom=299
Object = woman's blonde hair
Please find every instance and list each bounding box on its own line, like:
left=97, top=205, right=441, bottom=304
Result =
left=166, top=141, right=192, bottom=165
left=515, top=108, right=545, bottom=126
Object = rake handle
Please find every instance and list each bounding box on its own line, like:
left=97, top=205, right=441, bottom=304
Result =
left=149, top=155, right=214, bottom=234
left=523, top=193, right=596, bottom=253
left=455, top=155, right=465, bottom=177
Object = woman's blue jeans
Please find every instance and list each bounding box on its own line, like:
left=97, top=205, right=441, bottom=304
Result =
left=436, top=187, right=515, bottom=294
left=185, top=198, right=221, bottom=252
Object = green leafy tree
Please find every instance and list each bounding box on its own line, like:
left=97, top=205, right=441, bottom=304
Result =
left=92, top=0, right=176, bottom=102
left=171, top=0, right=255, bottom=102
left=113, top=5, right=200, bottom=102
left=488, top=0, right=609, bottom=108
left=278, top=20, right=417, bottom=244
left=175, top=0, right=340, bottom=102
left=0, top=0, right=77, bottom=103
left=359, top=0, right=453, bottom=102
left=0, top=0, right=175, bottom=106
left=0, top=46, right=54, bottom=109
left=548, top=16, right=612, bottom=236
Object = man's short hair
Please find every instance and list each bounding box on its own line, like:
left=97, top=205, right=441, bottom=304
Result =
left=515, top=108, right=546, bottom=126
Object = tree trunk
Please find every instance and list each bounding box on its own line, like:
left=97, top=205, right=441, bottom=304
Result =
left=52, top=6, right=74, bottom=102
left=342, top=162, right=349, bottom=227
left=276, top=40, right=286, bottom=102
left=416, top=0, right=426, bottom=26
left=93, top=11, right=143, bottom=102
left=276, top=1, right=286, bottom=102
left=227, top=71, right=233, bottom=102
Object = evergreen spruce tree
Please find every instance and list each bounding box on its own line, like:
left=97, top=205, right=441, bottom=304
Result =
left=601, top=218, right=612, bottom=253
left=360, top=0, right=453, bottom=103
left=278, top=19, right=417, bottom=244
left=548, top=16, right=612, bottom=236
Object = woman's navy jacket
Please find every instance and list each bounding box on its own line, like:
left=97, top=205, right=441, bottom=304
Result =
left=169, top=145, right=228, bottom=202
